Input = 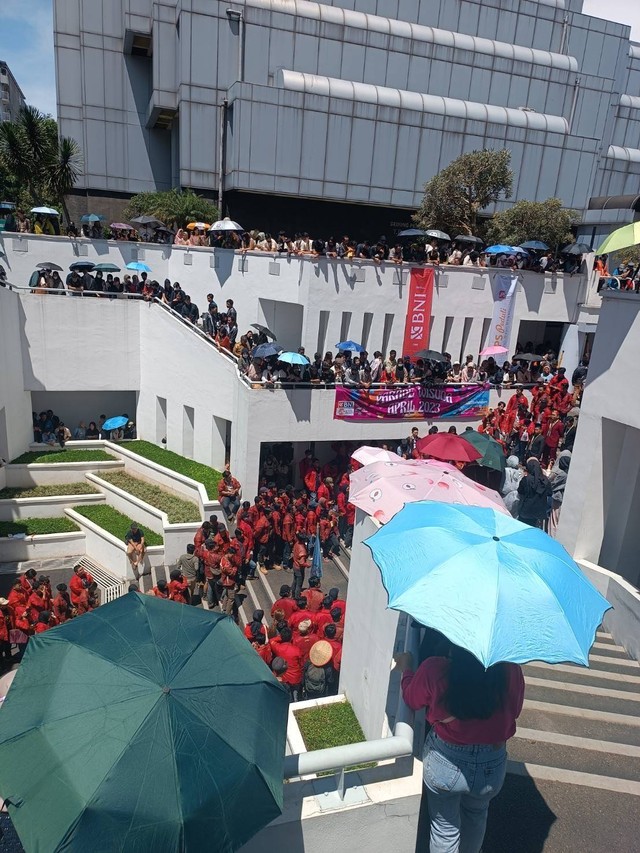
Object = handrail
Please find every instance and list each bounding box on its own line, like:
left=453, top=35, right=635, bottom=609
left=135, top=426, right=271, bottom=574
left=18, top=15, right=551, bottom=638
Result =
left=283, top=617, right=419, bottom=780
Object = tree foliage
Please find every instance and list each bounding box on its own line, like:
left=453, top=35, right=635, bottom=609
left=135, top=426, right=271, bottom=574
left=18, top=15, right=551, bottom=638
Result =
left=413, top=149, right=513, bottom=236
left=0, top=106, right=83, bottom=220
left=486, top=197, right=577, bottom=250
left=123, top=188, right=219, bottom=229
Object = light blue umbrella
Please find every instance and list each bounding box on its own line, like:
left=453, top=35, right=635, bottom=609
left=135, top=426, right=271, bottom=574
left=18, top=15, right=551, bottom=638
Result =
left=335, top=340, right=364, bottom=352
left=484, top=244, right=527, bottom=255
left=80, top=213, right=105, bottom=223
left=311, top=524, right=323, bottom=579
left=278, top=351, right=309, bottom=365
left=102, top=415, right=129, bottom=431
left=365, top=501, right=611, bottom=667
left=126, top=261, right=152, bottom=273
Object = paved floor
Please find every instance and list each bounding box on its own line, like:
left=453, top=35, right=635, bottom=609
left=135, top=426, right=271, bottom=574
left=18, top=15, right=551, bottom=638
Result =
left=0, top=558, right=77, bottom=598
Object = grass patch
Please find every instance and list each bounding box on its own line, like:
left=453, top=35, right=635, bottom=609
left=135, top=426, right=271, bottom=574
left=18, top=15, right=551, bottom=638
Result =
left=294, top=701, right=376, bottom=775
left=123, top=440, right=222, bottom=499
left=73, top=504, right=163, bottom=545
left=0, top=483, right=99, bottom=500
left=11, top=449, right=114, bottom=465
left=99, top=471, right=200, bottom=523
left=0, top=517, right=80, bottom=537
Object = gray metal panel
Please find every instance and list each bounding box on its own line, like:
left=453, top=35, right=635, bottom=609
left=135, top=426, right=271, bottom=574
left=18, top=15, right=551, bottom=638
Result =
left=294, top=33, right=320, bottom=74
left=340, top=42, right=366, bottom=81
left=348, top=118, right=375, bottom=186
left=301, top=111, right=329, bottom=179
left=392, top=124, right=421, bottom=190
left=275, top=106, right=304, bottom=178
left=385, top=51, right=410, bottom=90
left=317, top=36, right=344, bottom=78
left=325, top=113, right=353, bottom=183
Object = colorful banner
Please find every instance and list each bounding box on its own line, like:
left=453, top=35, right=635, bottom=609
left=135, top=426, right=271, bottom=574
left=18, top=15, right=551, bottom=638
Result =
left=486, top=274, right=519, bottom=361
left=333, top=384, right=490, bottom=421
left=402, top=267, right=434, bottom=356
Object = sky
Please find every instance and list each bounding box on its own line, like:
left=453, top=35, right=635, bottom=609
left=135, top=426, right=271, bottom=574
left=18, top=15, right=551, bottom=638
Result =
left=0, top=0, right=638, bottom=121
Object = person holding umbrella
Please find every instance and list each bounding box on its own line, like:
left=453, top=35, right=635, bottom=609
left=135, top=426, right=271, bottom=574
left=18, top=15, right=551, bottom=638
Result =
left=394, top=645, right=525, bottom=853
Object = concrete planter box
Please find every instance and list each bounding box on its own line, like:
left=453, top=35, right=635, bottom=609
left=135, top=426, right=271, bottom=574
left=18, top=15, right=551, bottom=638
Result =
left=0, top=492, right=104, bottom=521
left=65, top=508, right=164, bottom=581
left=86, top=473, right=166, bottom=537
left=4, top=460, right=124, bottom=488
left=164, top=522, right=202, bottom=567
left=0, top=531, right=86, bottom=562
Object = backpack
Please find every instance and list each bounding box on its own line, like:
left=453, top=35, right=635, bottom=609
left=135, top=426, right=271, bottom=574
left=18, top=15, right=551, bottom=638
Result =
left=304, top=663, right=328, bottom=698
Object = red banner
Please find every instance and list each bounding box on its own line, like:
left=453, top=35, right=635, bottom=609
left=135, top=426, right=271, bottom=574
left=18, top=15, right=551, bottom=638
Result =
left=402, top=267, right=434, bottom=356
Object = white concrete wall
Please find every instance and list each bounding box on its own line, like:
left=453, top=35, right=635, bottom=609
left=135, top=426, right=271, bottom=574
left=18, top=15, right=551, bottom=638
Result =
left=86, top=474, right=165, bottom=537
left=0, top=287, right=33, bottom=462
left=0, top=531, right=86, bottom=562
left=558, top=292, right=640, bottom=588
left=2, top=235, right=593, bottom=360
left=0, top=492, right=104, bottom=521
left=4, top=461, right=124, bottom=488
left=340, top=511, right=401, bottom=741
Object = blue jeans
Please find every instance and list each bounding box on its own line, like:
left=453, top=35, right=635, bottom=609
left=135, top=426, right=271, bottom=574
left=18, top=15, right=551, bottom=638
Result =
left=221, top=495, right=240, bottom=518
left=423, top=731, right=507, bottom=853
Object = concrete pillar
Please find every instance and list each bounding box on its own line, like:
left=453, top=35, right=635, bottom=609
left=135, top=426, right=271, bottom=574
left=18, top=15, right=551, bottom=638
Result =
left=598, top=427, right=640, bottom=583
left=559, top=323, right=580, bottom=388
left=211, top=415, right=228, bottom=470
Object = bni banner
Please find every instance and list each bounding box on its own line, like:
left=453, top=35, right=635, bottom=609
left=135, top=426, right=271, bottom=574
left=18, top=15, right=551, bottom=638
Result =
left=402, top=268, right=434, bottom=356
left=486, top=274, right=519, bottom=360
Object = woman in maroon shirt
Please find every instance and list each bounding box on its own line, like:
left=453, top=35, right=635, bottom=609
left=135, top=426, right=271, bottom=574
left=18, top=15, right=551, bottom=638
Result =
left=396, top=645, right=525, bottom=853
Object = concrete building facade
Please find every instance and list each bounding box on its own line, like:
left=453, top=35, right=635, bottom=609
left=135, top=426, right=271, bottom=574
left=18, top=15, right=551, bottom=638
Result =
left=53, top=0, right=640, bottom=238
left=0, top=61, right=26, bottom=124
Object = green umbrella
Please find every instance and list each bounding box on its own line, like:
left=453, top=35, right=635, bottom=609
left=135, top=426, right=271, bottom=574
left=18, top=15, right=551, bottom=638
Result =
left=596, top=221, right=640, bottom=255
left=0, top=594, right=288, bottom=853
left=93, top=262, right=121, bottom=272
left=460, top=428, right=506, bottom=472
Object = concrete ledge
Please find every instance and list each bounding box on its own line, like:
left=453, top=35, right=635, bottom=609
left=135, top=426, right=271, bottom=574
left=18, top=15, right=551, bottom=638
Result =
left=578, top=560, right=640, bottom=663
left=64, top=508, right=164, bottom=581
left=0, top=531, right=86, bottom=562
left=4, top=460, right=124, bottom=488
left=86, top=473, right=166, bottom=536
left=0, top=492, right=104, bottom=521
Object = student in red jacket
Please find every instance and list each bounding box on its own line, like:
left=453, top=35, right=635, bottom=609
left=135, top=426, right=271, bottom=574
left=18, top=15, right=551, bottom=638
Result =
left=270, top=626, right=304, bottom=701
left=168, top=570, right=189, bottom=603
left=301, top=576, right=324, bottom=612
left=289, top=598, right=317, bottom=633
left=70, top=566, right=94, bottom=607
left=541, top=409, right=564, bottom=467
left=292, top=619, right=320, bottom=663
left=52, top=583, right=73, bottom=623
left=271, top=585, right=298, bottom=621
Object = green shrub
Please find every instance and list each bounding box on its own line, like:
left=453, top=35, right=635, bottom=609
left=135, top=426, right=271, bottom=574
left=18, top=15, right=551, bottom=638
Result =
left=0, top=517, right=80, bottom=537
left=0, top=483, right=99, bottom=499
left=72, top=504, right=163, bottom=545
left=99, top=471, right=200, bottom=523
left=123, top=440, right=222, bottom=499
left=294, top=701, right=375, bottom=773
left=11, top=449, right=114, bottom=465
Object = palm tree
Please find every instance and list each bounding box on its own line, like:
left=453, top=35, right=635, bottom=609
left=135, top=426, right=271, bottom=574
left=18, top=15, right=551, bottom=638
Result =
left=48, top=137, right=84, bottom=225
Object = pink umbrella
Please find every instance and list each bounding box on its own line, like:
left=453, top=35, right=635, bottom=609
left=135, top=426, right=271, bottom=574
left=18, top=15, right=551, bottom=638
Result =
left=352, top=446, right=401, bottom=466
left=349, top=460, right=508, bottom=524
left=479, top=345, right=509, bottom=357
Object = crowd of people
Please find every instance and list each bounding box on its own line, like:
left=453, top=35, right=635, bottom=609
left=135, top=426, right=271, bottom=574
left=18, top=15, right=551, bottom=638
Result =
left=32, top=410, right=136, bottom=445
left=0, top=565, right=98, bottom=670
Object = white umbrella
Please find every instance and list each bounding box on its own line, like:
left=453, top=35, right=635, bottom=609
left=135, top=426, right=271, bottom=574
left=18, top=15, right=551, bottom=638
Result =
left=352, top=446, right=402, bottom=466
left=31, top=206, right=60, bottom=216
left=209, top=217, right=244, bottom=232
left=0, top=668, right=17, bottom=705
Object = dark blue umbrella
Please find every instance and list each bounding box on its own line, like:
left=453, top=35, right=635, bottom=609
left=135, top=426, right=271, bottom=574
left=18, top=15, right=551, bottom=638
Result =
left=397, top=228, right=426, bottom=238
left=335, top=340, right=364, bottom=353
left=252, top=342, right=283, bottom=359
left=102, top=415, right=129, bottom=431
left=69, top=261, right=96, bottom=271
left=520, top=240, right=549, bottom=251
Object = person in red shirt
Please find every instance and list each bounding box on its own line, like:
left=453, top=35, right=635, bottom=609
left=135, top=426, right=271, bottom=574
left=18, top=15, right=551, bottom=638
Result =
left=38, top=575, right=52, bottom=609
left=301, top=576, right=324, bottom=612
left=281, top=506, right=296, bottom=570
left=292, top=619, right=320, bottom=663
left=328, top=607, right=345, bottom=640
left=8, top=581, right=28, bottom=612
left=304, top=460, right=322, bottom=496
left=549, top=367, right=569, bottom=394
left=168, top=570, right=189, bottom=603
left=396, top=645, right=524, bottom=853
left=69, top=566, right=94, bottom=607
left=220, top=546, right=239, bottom=618
left=20, top=568, right=38, bottom=596
left=52, top=583, right=73, bottom=623
left=254, top=508, right=272, bottom=572
left=328, top=587, right=347, bottom=620
left=218, top=470, right=241, bottom=522
left=316, top=477, right=333, bottom=503
left=28, top=584, right=47, bottom=625
left=289, top=598, right=316, bottom=633
left=271, top=585, right=298, bottom=622
left=292, top=532, right=310, bottom=600
left=506, top=387, right=528, bottom=415
left=252, top=634, right=273, bottom=666
left=314, top=596, right=334, bottom=634
left=34, top=610, right=55, bottom=634
left=0, top=598, right=13, bottom=666
left=270, top=626, right=304, bottom=701
left=214, top=527, right=231, bottom=551
left=322, top=623, right=343, bottom=670
left=236, top=500, right=252, bottom=526
left=270, top=503, right=284, bottom=568
left=193, top=521, right=212, bottom=550
left=151, top=580, right=170, bottom=598
left=541, top=409, right=564, bottom=467
left=304, top=506, right=318, bottom=538
left=298, top=449, right=314, bottom=484
left=244, top=609, right=266, bottom=642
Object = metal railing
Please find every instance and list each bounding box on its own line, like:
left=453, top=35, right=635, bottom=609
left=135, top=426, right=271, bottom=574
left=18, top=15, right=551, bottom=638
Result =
left=73, top=556, right=128, bottom=604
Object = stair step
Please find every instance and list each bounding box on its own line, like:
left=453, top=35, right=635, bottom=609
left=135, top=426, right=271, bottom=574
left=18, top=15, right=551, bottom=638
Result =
left=589, top=654, right=639, bottom=671
left=595, top=632, right=618, bottom=645
left=525, top=682, right=640, bottom=717
left=519, top=705, right=640, bottom=747
left=506, top=760, right=640, bottom=796
left=510, top=734, right=640, bottom=783
left=591, top=642, right=630, bottom=658
left=524, top=664, right=640, bottom=693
